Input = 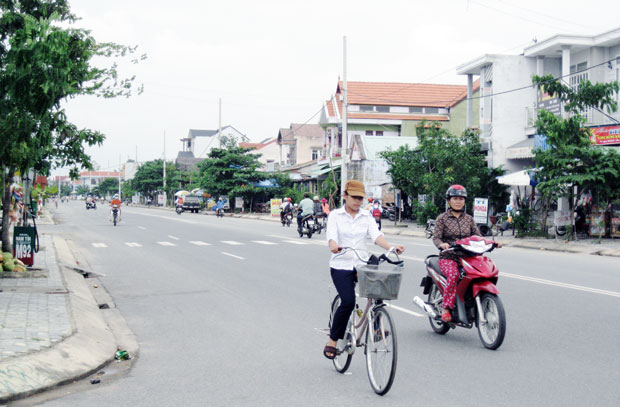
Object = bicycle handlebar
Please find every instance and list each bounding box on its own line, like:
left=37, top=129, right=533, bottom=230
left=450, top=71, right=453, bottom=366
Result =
left=336, top=247, right=403, bottom=266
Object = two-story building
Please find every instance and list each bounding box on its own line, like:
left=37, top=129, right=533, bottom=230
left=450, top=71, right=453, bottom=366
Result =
left=457, top=26, right=620, bottom=174
left=318, top=80, right=481, bottom=197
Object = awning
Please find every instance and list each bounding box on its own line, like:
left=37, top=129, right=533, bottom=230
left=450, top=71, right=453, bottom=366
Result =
left=309, top=165, right=339, bottom=177
left=505, top=138, right=535, bottom=159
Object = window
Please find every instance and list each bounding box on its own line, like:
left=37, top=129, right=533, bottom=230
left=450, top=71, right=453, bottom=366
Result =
left=375, top=106, right=389, bottom=113
left=365, top=130, right=373, bottom=136
left=360, top=105, right=373, bottom=112
left=570, top=61, right=588, bottom=74
left=425, top=107, right=439, bottom=114
left=375, top=131, right=383, bottom=136
left=312, top=149, right=320, bottom=160
left=409, top=107, right=423, bottom=113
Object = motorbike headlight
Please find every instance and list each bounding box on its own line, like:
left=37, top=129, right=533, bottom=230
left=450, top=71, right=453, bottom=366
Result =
left=460, top=240, right=493, bottom=254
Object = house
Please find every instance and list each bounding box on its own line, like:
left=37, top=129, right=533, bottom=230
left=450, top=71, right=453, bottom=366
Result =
left=318, top=79, right=481, bottom=196
left=457, top=26, right=620, bottom=174
left=240, top=138, right=281, bottom=172
left=74, top=171, right=120, bottom=191
left=175, top=125, right=248, bottom=171
left=277, top=124, right=324, bottom=167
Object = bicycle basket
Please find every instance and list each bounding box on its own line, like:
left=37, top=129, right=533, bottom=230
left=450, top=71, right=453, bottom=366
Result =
left=357, top=263, right=404, bottom=300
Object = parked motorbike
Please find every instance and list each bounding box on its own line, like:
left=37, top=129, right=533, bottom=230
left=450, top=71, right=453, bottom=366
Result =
left=425, top=219, right=435, bottom=239
left=175, top=205, right=183, bottom=215
left=111, top=205, right=120, bottom=226
left=412, top=236, right=506, bottom=350
left=216, top=207, right=224, bottom=218
left=298, top=214, right=315, bottom=238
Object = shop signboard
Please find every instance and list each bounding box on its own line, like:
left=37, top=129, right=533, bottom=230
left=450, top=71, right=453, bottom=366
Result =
left=221, top=196, right=230, bottom=209
left=537, top=87, right=561, bottom=117
left=235, top=196, right=244, bottom=210
left=270, top=199, right=282, bottom=217
left=473, top=198, right=489, bottom=224
left=13, top=226, right=35, bottom=266
left=589, top=125, right=620, bottom=146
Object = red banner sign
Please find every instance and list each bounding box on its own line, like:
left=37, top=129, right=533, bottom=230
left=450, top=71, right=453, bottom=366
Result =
left=589, top=125, right=620, bottom=145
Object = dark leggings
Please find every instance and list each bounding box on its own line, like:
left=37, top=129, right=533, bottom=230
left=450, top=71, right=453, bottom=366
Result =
left=329, top=268, right=357, bottom=342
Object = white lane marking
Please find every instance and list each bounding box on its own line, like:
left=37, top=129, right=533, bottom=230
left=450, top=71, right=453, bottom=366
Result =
left=283, top=240, right=309, bottom=245
left=125, top=242, right=142, bottom=247
left=501, top=272, right=620, bottom=298
left=168, top=235, right=180, bottom=240
left=138, top=226, right=146, bottom=230
left=252, top=240, right=278, bottom=245
left=400, top=254, right=425, bottom=262
left=222, top=252, right=245, bottom=260
left=92, top=243, right=108, bottom=248
left=157, top=242, right=176, bottom=246
left=190, top=241, right=211, bottom=246
left=221, top=240, right=244, bottom=245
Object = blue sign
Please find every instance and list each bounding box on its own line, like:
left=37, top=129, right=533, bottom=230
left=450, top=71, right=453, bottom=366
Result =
left=534, top=134, right=551, bottom=151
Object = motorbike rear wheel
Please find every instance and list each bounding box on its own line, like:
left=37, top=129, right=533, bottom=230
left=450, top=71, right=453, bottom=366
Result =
left=428, top=284, right=450, bottom=335
left=476, top=293, right=506, bottom=350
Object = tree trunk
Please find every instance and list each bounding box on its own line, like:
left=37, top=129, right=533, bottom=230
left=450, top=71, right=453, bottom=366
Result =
left=2, top=169, right=15, bottom=253
left=568, top=186, right=576, bottom=241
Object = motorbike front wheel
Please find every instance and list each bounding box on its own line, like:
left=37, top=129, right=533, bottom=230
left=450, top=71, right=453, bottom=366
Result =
left=428, top=284, right=450, bottom=335
left=476, top=293, right=506, bottom=350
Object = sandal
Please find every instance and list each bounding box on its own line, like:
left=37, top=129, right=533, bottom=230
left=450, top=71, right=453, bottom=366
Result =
left=441, top=310, right=452, bottom=322
left=323, top=345, right=338, bottom=360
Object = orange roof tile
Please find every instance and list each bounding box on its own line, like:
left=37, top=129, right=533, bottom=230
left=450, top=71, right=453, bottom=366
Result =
left=337, top=80, right=478, bottom=108
left=239, top=142, right=265, bottom=149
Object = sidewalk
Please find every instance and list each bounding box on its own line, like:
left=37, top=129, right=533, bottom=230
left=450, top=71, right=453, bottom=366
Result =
left=0, top=209, right=136, bottom=402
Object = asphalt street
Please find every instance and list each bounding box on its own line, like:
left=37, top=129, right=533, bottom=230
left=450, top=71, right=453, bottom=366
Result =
left=27, top=201, right=620, bottom=407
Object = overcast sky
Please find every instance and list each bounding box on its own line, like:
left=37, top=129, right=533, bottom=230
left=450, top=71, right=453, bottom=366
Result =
left=58, top=0, right=619, bottom=174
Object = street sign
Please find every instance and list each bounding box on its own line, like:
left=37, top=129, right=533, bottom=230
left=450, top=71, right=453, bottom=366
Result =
left=235, top=196, right=244, bottom=209
left=473, top=198, right=489, bottom=224
left=270, top=199, right=281, bottom=217
left=13, top=226, right=35, bottom=266
left=221, top=195, right=230, bottom=209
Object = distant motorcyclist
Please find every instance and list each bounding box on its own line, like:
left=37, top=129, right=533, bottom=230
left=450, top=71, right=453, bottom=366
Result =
left=110, top=194, right=122, bottom=222
left=297, top=192, right=314, bottom=231
left=280, top=197, right=293, bottom=222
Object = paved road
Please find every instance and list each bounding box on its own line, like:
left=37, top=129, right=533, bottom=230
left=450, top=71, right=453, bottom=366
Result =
left=27, top=201, right=620, bottom=407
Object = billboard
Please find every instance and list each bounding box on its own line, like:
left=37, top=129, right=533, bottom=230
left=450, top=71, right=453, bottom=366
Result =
left=589, top=125, right=620, bottom=146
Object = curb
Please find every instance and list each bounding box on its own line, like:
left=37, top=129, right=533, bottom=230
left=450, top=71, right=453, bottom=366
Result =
left=0, top=236, right=119, bottom=402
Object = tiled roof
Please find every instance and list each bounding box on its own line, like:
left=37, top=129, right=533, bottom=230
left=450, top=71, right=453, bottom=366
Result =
left=80, top=171, right=120, bottom=177
left=337, top=80, right=479, bottom=108
left=348, top=113, right=450, bottom=121
left=239, top=142, right=266, bottom=149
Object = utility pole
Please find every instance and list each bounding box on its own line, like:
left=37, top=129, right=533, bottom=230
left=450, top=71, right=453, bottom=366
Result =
left=340, top=36, right=348, bottom=198
left=218, top=98, right=222, bottom=148
left=118, top=155, right=122, bottom=198
left=163, top=131, right=166, bottom=207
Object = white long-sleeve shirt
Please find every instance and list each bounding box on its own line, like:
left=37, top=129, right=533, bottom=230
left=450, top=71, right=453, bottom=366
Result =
left=325, top=206, right=384, bottom=270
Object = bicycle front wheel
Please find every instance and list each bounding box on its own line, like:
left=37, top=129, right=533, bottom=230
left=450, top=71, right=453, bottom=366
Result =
left=329, top=295, right=353, bottom=373
left=365, top=307, right=397, bottom=395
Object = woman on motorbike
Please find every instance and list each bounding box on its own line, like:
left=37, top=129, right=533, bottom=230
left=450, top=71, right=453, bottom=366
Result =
left=323, top=180, right=405, bottom=359
left=432, top=185, right=501, bottom=322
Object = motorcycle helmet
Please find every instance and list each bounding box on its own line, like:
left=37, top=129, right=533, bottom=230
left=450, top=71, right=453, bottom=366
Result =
left=321, top=198, right=327, bottom=203
left=114, top=194, right=119, bottom=199
left=445, top=185, right=467, bottom=200
left=313, top=195, right=319, bottom=201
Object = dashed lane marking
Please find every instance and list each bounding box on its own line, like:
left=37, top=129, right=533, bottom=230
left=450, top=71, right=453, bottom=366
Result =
left=157, top=242, right=176, bottom=246
left=222, top=252, right=245, bottom=260
left=138, top=226, right=146, bottom=230
left=283, top=240, right=309, bottom=245
left=190, top=241, right=211, bottom=246
left=221, top=241, right=244, bottom=245
left=125, top=242, right=142, bottom=247
left=92, top=243, right=108, bottom=248
left=252, top=240, right=278, bottom=245
left=501, top=272, right=620, bottom=298
left=168, top=235, right=180, bottom=240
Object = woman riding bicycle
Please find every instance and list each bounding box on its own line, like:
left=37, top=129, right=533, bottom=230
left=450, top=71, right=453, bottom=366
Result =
left=432, top=185, right=501, bottom=322
left=323, top=180, right=405, bottom=359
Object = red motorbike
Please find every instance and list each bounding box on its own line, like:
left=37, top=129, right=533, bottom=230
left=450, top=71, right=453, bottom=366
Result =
left=412, top=236, right=506, bottom=350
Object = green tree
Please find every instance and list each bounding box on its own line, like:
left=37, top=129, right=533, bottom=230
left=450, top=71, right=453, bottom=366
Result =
left=198, top=146, right=265, bottom=210
left=0, top=0, right=143, bottom=251
left=380, top=123, right=508, bottom=223
left=532, top=74, right=620, bottom=239
left=131, top=160, right=184, bottom=203
left=60, top=184, right=71, bottom=197
left=75, top=185, right=90, bottom=196
left=98, top=177, right=119, bottom=197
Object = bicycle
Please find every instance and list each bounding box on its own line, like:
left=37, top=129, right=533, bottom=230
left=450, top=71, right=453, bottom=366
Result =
left=327, top=247, right=404, bottom=396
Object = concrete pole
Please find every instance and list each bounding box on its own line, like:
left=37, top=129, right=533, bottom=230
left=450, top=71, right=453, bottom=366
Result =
left=219, top=98, right=222, bottom=148
left=340, top=36, right=348, bottom=198
left=163, top=131, right=166, bottom=207
left=466, top=74, right=473, bottom=128
left=561, top=47, right=571, bottom=120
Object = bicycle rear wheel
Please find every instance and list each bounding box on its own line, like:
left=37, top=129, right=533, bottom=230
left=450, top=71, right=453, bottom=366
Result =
left=365, top=307, right=397, bottom=395
left=329, top=295, right=353, bottom=373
